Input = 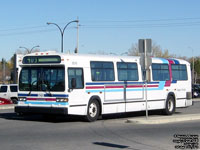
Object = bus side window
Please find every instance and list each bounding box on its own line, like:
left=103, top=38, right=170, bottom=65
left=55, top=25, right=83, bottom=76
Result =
left=90, top=61, right=115, bottom=81
left=171, top=64, right=187, bottom=80
left=117, top=62, right=138, bottom=81
left=152, top=64, right=170, bottom=81
left=68, top=68, right=84, bottom=89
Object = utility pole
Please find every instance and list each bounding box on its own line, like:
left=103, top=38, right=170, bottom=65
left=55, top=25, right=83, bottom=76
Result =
left=13, top=54, right=17, bottom=84
left=2, top=58, right=6, bottom=83
left=75, top=17, right=79, bottom=53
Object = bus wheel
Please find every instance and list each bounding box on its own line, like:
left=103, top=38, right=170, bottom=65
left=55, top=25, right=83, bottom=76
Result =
left=163, top=95, right=175, bottom=115
left=85, top=100, right=100, bottom=122
left=11, top=98, right=18, bottom=104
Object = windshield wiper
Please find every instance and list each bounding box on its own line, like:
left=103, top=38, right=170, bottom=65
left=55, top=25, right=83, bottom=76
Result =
left=41, top=81, right=52, bottom=97
left=29, top=80, right=37, bottom=96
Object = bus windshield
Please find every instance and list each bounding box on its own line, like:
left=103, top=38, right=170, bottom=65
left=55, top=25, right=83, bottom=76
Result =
left=19, top=66, right=65, bottom=92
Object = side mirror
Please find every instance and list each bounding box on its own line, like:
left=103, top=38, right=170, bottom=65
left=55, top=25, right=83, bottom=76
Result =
left=71, top=78, right=76, bottom=89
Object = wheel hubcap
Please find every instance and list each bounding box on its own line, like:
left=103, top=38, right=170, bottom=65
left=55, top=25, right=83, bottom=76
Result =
left=89, top=103, right=97, bottom=118
left=168, top=99, right=174, bottom=112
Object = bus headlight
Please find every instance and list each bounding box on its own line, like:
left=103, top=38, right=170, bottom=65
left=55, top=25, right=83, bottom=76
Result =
left=18, top=97, right=27, bottom=101
left=56, top=98, right=69, bottom=102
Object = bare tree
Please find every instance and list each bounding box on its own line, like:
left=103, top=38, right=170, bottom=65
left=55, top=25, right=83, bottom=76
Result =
left=128, top=43, right=139, bottom=56
left=128, top=41, right=175, bottom=58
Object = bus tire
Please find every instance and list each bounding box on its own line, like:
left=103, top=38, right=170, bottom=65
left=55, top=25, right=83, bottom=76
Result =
left=11, top=98, right=18, bottom=104
left=85, top=100, right=100, bottom=122
left=163, top=95, right=175, bottom=115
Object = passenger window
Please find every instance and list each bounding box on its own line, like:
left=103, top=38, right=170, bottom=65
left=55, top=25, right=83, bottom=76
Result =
left=10, top=86, right=18, bottom=92
left=117, top=62, right=138, bottom=81
left=0, top=86, right=8, bottom=92
left=68, top=68, right=84, bottom=89
left=90, top=61, right=115, bottom=81
left=152, top=64, right=170, bottom=81
left=172, top=64, right=187, bottom=80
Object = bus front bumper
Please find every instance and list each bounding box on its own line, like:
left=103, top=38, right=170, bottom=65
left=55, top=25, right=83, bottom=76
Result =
left=15, top=106, right=68, bottom=115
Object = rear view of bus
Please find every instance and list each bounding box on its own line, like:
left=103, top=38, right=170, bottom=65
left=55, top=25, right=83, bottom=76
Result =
left=15, top=52, right=68, bottom=115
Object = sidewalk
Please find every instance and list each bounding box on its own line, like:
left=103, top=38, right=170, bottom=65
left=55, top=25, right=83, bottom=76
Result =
left=0, top=104, right=15, bottom=110
left=126, top=114, right=200, bottom=124
left=126, top=98, right=200, bottom=124
left=193, top=98, right=200, bottom=101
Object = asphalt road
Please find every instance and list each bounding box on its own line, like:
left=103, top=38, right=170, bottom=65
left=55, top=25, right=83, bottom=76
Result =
left=0, top=101, right=199, bottom=150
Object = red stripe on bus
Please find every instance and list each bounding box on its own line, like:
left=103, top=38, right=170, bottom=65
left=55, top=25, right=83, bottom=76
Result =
left=86, top=86, right=104, bottom=89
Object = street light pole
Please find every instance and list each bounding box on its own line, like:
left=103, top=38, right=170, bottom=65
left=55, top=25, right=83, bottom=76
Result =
left=30, top=45, right=40, bottom=53
left=47, top=20, right=79, bottom=53
left=75, top=18, right=79, bottom=53
left=19, top=45, right=40, bottom=54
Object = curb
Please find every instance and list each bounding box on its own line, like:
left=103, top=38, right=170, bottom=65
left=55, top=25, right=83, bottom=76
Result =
left=0, top=104, right=15, bottom=110
left=193, top=98, right=200, bottom=101
left=126, top=114, right=200, bottom=124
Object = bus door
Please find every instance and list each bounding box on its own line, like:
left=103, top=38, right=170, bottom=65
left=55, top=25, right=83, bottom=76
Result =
left=68, top=68, right=86, bottom=113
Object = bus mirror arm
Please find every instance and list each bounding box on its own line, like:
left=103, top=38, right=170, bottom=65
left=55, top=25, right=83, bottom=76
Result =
left=71, top=78, right=77, bottom=89
left=68, top=78, right=76, bottom=92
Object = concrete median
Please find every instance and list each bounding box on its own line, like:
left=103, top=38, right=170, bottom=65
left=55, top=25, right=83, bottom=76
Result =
left=126, top=114, right=200, bottom=124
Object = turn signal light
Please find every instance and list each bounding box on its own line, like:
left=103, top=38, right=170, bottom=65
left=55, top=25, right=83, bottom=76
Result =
left=56, top=98, right=69, bottom=102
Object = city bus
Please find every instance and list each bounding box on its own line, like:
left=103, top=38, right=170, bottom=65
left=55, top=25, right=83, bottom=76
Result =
left=15, top=51, right=192, bottom=121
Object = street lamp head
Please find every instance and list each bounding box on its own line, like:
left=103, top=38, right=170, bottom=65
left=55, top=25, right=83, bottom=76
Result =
left=46, top=20, right=79, bottom=53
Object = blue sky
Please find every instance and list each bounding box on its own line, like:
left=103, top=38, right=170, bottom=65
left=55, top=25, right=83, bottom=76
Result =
left=0, top=0, right=200, bottom=60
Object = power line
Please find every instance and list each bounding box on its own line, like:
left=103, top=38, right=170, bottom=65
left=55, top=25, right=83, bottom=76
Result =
left=0, top=25, right=47, bottom=32
left=0, top=27, right=76, bottom=37
left=1, top=17, right=200, bottom=31
left=81, top=17, right=200, bottom=23
left=0, top=17, right=200, bottom=36
left=81, top=21, right=200, bottom=28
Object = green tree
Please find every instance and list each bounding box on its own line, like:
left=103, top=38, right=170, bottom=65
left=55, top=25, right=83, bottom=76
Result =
left=190, top=57, right=200, bottom=83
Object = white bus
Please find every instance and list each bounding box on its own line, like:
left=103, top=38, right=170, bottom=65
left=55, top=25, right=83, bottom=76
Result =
left=15, top=51, right=192, bottom=121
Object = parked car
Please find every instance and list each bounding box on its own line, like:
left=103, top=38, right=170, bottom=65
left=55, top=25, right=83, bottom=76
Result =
left=0, top=97, right=13, bottom=105
left=192, top=84, right=200, bottom=98
left=0, top=84, right=18, bottom=104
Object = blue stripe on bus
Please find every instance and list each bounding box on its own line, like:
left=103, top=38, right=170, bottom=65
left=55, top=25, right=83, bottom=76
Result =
left=172, top=59, right=179, bottom=64
left=159, top=58, right=169, bottom=64
left=168, top=58, right=179, bottom=64
left=172, top=80, right=177, bottom=83
left=18, top=93, right=38, bottom=97
left=24, top=101, right=68, bottom=106
left=158, top=81, right=165, bottom=89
